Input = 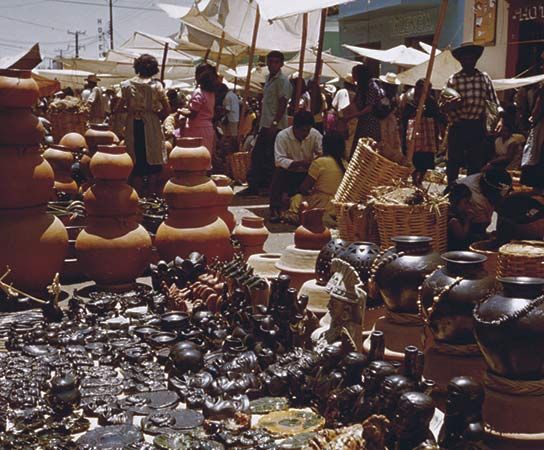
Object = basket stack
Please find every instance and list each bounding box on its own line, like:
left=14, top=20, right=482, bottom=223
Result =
left=470, top=240, right=499, bottom=276
left=50, top=112, right=88, bottom=143
left=370, top=185, right=449, bottom=253
left=227, top=151, right=251, bottom=184
left=333, top=138, right=411, bottom=241
left=497, top=240, right=544, bottom=278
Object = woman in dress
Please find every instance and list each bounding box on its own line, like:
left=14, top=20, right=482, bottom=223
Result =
left=119, top=54, right=169, bottom=195
left=181, top=63, right=219, bottom=160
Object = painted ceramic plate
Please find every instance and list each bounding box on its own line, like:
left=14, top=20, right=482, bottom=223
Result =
left=257, top=409, right=325, bottom=437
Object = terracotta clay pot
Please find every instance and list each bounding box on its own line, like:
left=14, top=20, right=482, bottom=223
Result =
left=0, top=206, right=67, bottom=292
left=83, top=181, right=139, bottom=216
left=169, top=137, right=211, bottom=171
left=420, top=251, right=494, bottom=345
left=43, top=144, right=78, bottom=196
left=212, top=174, right=235, bottom=231
left=474, top=276, right=544, bottom=380
left=294, top=206, right=331, bottom=250
left=84, top=123, right=118, bottom=154
left=0, top=146, right=54, bottom=208
left=75, top=216, right=152, bottom=288
left=233, top=216, right=269, bottom=259
left=373, top=236, right=441, bottom=314
left=59, top=132, right=87, bottom=150
left=0, top=109, right=45, bottom=145
left=90, top=145, right=133, bottom=180
left=0, top=69, right=39, bottom=108
left=163, top=174, right=217, bottom=209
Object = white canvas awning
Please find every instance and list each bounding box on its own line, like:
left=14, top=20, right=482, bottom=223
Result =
left=119, top=31, right=200, bottom=63
left=33, top=69, right=125, bottom=89
left=343, top=44, right=430, bottom=68
left=492, top=74, right=544, bottom=91
left=255, top=0, right=355, bottom=21
left=285, top=49, right=358, bottom=79
left=396, top=50, right=460, bottom=88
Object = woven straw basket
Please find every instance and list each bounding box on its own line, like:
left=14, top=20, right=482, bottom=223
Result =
left=373, top=201, right=448, bottom=253
left=50, top=111, right=87, bottom=143
left=334, top=138, right=412, bottom=204
left=333, top=201, right=379, bottom=242
left=498, top=240, right=544, bottom=278
left=470, top=240, right=499, bottom=277
left=227, top=151, right=251, bottom=183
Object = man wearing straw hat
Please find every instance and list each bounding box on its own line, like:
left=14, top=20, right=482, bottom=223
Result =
left=83, top=74, right=106, bottom=124
left=441, top=42, right=501, bottom=185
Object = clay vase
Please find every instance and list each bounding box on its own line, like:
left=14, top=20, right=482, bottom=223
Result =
left=212, top=174, right=235, bottom=232
left=75, top=144, right=151, bottom=288
left=315, top=238, right=350, bottom=286
left=0, top=206, right=68, bottom=292
left=294, top=205, right=331, bottom=250
left=233, top=216, right=269, bottom=259
left=0, top=147, right=54, bottom=208
left=474, top=276, right=544, bottom=380
left=43, top=144, right=78, bottom=196
left=84, top=123, right=118, bottom=155
left=420, top=251, right=495, bottom=345
left=0, top=69, right=39, bottom=108
left=59, top=132, right=87, bottom=150
left=340, top=241, right=381, bottom=285
left=373, top=236, right=441, bottom=314
left=0, top=108, right=45, bottom=146
left=156, top=137, right=232, bottom=261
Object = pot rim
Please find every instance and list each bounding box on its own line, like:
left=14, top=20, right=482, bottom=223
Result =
left=175, top=136, right=204, bottom=148
left=89, top=123, right=112, bottom=131
left=391, top=235, right=433, bottom=244
left=441, top=250, right=487, bottom=264
left=497, top=276, right=544, bottom=286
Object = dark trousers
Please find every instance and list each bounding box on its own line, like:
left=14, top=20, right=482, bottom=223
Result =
left=247, top=127, right=278, bottom=191
left=447, top=119, right=491, bottom=184
left=269, top=168, right=307, bottom=211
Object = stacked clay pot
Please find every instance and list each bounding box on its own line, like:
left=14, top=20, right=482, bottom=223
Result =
left=0, top=69, right=68, bottom=293
left=211, top=175, right=236, bottom=232
left=84, top=123, right=118, bottom=155
left=43, top=144, right=78, bottom=197
left=75, top=144, right=152, bottom=288
left=155, top=138, right=233, bottom=261
left=233, top=216, right=269, bottom=260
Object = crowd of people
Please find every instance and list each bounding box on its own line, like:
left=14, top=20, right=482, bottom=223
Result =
left=38, top=42, right=544, bottom=251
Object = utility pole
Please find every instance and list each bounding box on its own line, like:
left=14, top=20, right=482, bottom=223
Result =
left=109, top=0, right=114, bottom=50
left=68, top=30, right=86, bottom=58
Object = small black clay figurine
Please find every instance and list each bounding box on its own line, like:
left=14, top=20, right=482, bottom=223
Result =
left=438, top=376, right=487, bottom=450
left=380, top=374, right=417, bottom=420
left=354, top=360, right=397, bottom=421
left=392, top=391, right=437, bottom=450
left=48, top=371, right=81, bottom=416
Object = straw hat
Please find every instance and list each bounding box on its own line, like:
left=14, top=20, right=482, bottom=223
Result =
left=85, top=74, right=101, bottom=83
left=452, top=42, right=484, bottom=61
left=343, top=73, right=354, bottom=84
left=379, top=72, right=401, bottom=85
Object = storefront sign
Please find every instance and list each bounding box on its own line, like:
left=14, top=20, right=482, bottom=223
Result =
left=511, top=2, right=544, bottom=22
left=474, top=0, right=498, bottom=46
left=392, top=11, right=434, bottom=37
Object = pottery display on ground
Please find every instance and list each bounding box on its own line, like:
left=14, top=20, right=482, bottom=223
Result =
left=363, top=236, right=441, bottom=360
left=155, top=138, right=233, bottom=262
left=419, top=251, right=495, bottom=390
left=0, top=69, right=67, bottom=296
left=233, top=216, right=269, bottom=260
left=43, top=144, right=78, bottom=197
left=474, top=277, right=544, bottom=446
left=276, top=206, right=330, bottom=290
left=76, top=144, right=152, bottom=289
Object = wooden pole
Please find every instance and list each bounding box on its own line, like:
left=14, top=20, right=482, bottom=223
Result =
left=204, top=47, right=211, bottom=62
left=216, top=31, right=226, bottom=69
left=295, top=12, right=309, bottom=111
left=406, top=0, right=449, bottom=165
left=314, top=8, right=328, bottom=83
left=160, top=42, right=169, bottom=84
left=239, top=6, right=260, bottom=145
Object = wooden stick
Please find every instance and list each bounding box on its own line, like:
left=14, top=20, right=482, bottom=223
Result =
left=314, top=8, right=328, bottom=83
left=160, top=42, right=169, bottom=84
left=239, top=5, right=260, bottom=146
left=406, top=0, right=449, bottom=165
left=216, top=31, right=226, bottom=69
left=295, top=12, right=309, bottom=112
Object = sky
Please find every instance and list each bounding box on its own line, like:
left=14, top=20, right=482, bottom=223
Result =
left=0, top=0, right=190, bottom=62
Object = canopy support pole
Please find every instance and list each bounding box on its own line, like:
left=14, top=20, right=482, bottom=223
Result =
left=217, top=31, right=226, bottom=69
left=160, top=42, right=169, bottom=84
left=314, top=8, right=327, bottom=83
left=406, top=0, right=448, bottom=166
left=239, top=5, right=260, bottom=146
left=295, top=12, right=309, bottom=111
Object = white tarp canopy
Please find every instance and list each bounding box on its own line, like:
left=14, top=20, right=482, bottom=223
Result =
left=119, top=31, right=200, bottom=63
left=33, top=69, right=125, bottom=89
left=492, top=74, right=544, bottom=91
left=255, top=0, right=355, bottom=21
left=0, top=43, right=42, bottom=70
left=419, top=41, right=441, bottom=55
left=343, top=44, right=430, bottom=68
left=285, top=49, right=358, bottom=79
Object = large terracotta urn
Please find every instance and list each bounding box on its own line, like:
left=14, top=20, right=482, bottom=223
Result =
left=0, top=69, right=67, bottom=295
left=155, top=138, right=233, bottom=261
left=84, top=123, right=118, bottom=155
left=43, top=144, right=78, bottom=197
left=294, top=205, right=331, bottom=250
left=75, top=144, right=152, bottom=289
left=59, top=132, right=87, bottom=150
left=233, top=216, right=269, bottom=259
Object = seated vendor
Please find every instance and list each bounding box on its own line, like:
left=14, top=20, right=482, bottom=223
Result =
left=487, top=121, right=525, bottom=170
left=270, top=110, right=323, bottom=223
left=284, top=131, right=345, bottom=227
left=448, top=167, right=512, bottom=249
left=495, top=192, right=544, bottom=244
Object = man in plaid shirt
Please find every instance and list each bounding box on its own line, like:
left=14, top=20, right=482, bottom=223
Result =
left=441, top=42, right=501, bottom=184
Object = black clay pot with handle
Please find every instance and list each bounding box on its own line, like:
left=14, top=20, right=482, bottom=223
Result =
left=419, top=251, right=495, bottom=344
left=473, top=276, right=544, bottom=380
left=373, top=236, right=442, bottom=314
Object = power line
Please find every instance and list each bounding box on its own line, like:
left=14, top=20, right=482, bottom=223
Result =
left=46, top=0, right=161, bottom=11
left=0, top=13, right=69, bottom=32
left=0, top=1, right=50, bottom=8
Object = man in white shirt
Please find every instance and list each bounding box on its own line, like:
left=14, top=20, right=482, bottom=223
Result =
left=223, top=88, right=240, bottom=148
left=270, top=110, right=323, bottom=222
left=83, top=74, right=106, bottom=124
left=332, top=74, right=355, bottom=112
